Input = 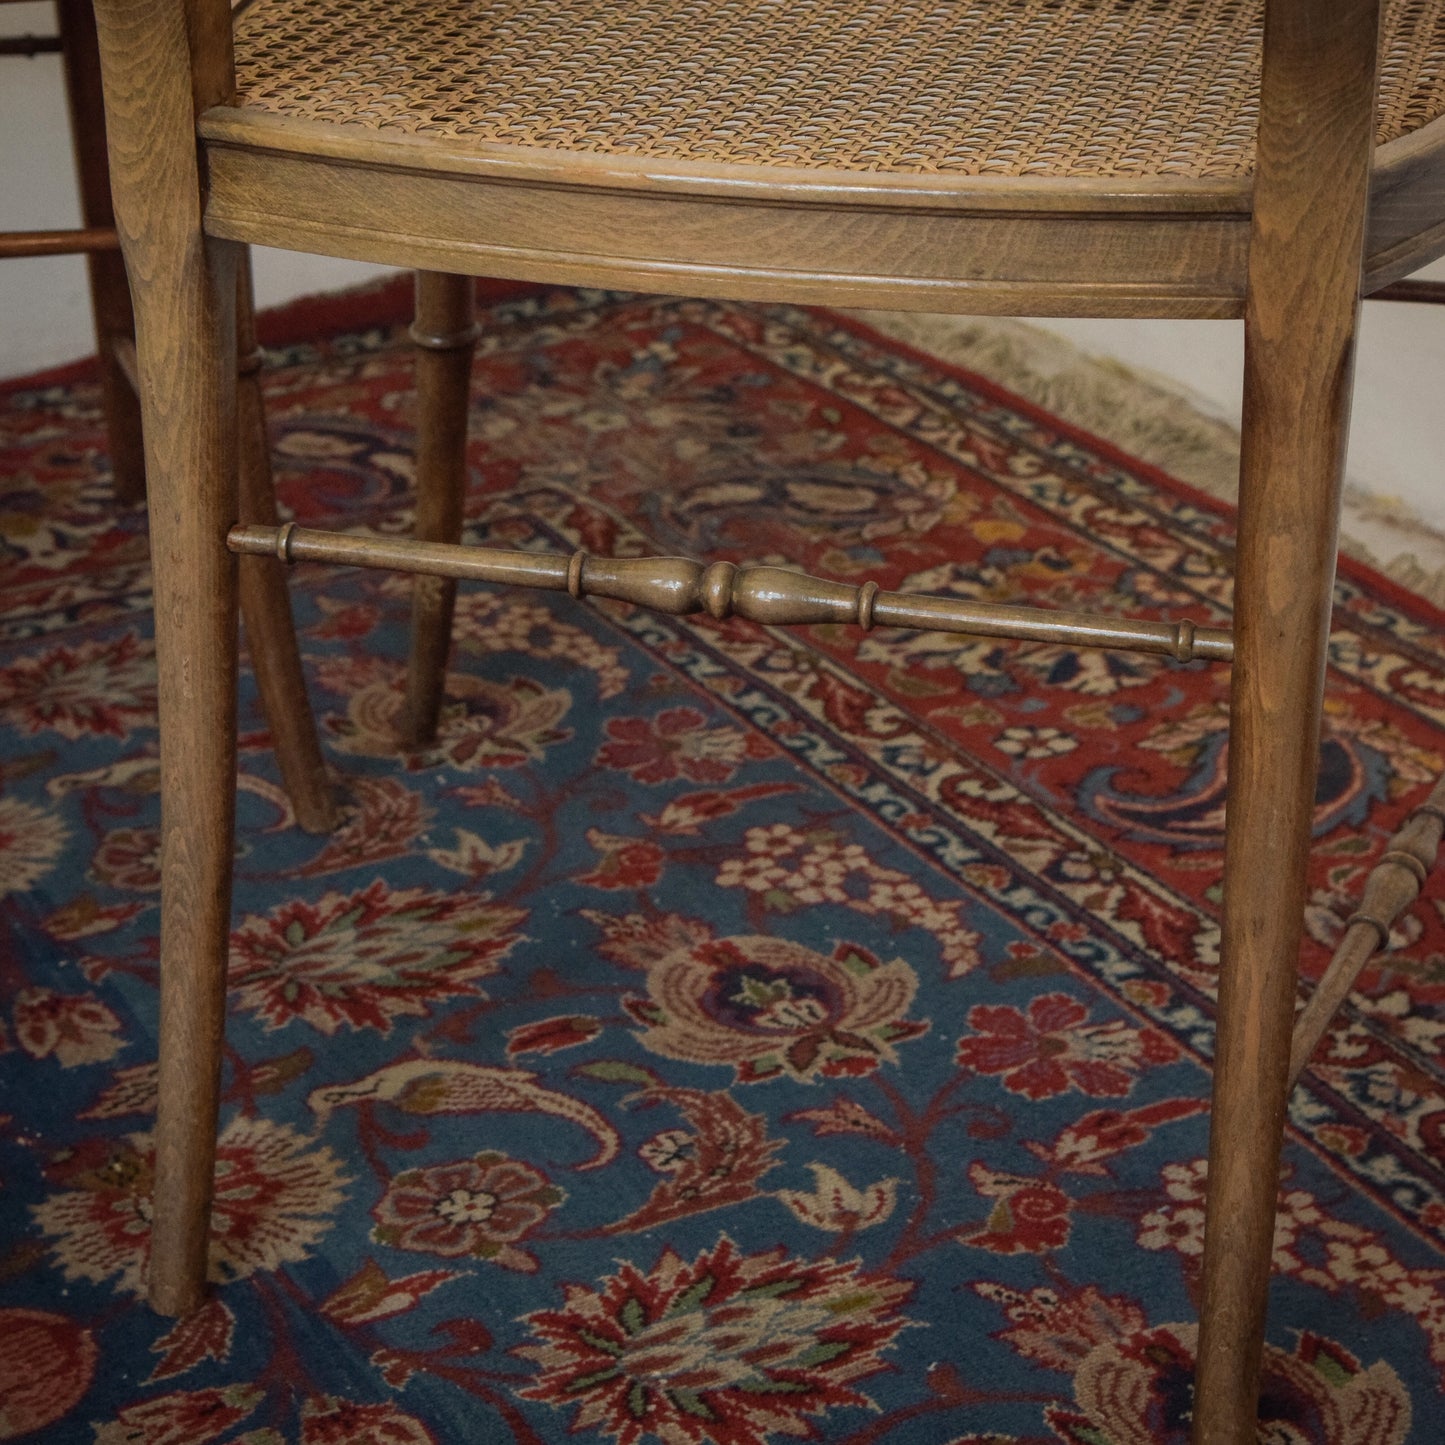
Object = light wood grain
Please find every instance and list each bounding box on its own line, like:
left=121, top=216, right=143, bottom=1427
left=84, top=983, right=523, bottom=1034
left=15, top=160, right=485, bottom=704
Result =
left=200, top=144, right=1250, bottom=319
left=1192, top=2, right=1381, bottom=1439
left=196, top=94, right=1445, bottom=319
left=92, top=0, right=242, bottom=1316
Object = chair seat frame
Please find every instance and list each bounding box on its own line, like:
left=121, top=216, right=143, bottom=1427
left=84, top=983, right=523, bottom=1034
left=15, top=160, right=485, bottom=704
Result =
left=197, top=96, right=1445, bottom=318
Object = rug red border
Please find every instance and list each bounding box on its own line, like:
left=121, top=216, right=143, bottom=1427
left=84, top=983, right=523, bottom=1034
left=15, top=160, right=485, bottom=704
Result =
left=826, top=307, right=1445, bottom=636
left=6, top=275, right=1442, bottom=635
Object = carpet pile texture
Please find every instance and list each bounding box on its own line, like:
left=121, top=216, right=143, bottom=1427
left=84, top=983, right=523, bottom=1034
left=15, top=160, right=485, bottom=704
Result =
left=1, top=279, right=1444, bottom=1442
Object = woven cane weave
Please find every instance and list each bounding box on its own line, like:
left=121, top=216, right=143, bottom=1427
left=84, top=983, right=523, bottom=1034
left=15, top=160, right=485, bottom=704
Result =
left=232, top=0, right=1445, bottom=179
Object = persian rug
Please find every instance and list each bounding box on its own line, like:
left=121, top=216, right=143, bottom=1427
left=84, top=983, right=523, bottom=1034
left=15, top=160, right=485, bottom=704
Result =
left=1, top=277, right=1444, bottom=1444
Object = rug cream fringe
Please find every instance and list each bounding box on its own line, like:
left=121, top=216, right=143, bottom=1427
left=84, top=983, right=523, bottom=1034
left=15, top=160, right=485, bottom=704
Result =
left=852, top=311, right=1445, bottom=609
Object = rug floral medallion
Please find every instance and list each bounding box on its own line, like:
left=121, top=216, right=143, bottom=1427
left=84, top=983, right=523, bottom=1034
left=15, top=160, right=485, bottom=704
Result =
left=1, top=281, right=1443, bottom=1443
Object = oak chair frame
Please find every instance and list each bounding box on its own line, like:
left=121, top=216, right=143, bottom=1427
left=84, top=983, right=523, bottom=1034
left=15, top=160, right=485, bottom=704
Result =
left=86, top=0, right=1445, bottom=1438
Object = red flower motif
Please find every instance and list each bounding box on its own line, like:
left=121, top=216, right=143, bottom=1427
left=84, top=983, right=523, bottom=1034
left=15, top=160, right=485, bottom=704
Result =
left=321, top=1259, right=459, bottom=1325
left=961, top=1164, right=1072, bottom=1254
left=301, top=1394, right=436, bottom=1444
left=146, top=1299, right=234, bottom=1383
left=955, top=992, right=1174, bottom=1100
left=371, top=1151, right=563, bottom=1272
left=91, top=826, right=161, bottom=891
left=517, top=1236, right=913, bottom=1445
left=298, top=777, right=433, bottom=878
left=228, top=880, right=525, bottom=1034
left=979, top=1281, right=1148, bottom=1374
left=577, top=830, right=665, bottom=890
left=788, top=1096, right=897, bottom=1142
left=507, top=1015, right=603, bottom=1056
left=91, top=1385, right=262, bottom=1445
left=44, top=896, right=145, bottom=941
left=606, top=1087, right=783, bottom=1233
left=640, top=782, right=796, bottom=836
left=597, top=707, right=764, bottom=785
left=1039, top=1098, right=1209, bottom=1175
left=0, top=630, right=156, bottom=740
left=0, top=1308, right=97, bottom=1439
left=309, top=599, right=382, bottom=640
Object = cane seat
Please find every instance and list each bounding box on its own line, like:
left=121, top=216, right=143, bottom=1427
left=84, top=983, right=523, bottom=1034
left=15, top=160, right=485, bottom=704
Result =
left=232, top=0, right=1445, bottom=180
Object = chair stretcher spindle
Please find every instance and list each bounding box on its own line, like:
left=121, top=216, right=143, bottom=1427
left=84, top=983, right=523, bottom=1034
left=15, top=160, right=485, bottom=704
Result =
left=1288, top=771, right=1445, bottom=1087
left=226, top=521, right=1234, bottom=662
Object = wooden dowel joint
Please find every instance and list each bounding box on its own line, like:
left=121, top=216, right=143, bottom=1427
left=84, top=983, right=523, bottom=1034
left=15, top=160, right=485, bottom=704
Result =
left=857, top=579, right=880, bottom=631
left=1341, top=910, right=1390, bottom=949
left=409, top=320, right=483, bottom=352
left=1377, top=847, right=1428, bottom=885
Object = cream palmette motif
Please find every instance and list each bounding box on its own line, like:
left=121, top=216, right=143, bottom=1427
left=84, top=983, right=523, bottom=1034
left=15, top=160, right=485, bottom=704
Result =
left=228, top=523, right=1232, bottom=664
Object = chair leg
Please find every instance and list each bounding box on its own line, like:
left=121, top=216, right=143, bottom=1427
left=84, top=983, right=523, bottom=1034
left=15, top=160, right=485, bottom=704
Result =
left=90, top=0, right=246, bottom=1315
left=403, top=271, right=478, bottom=747
left=136, top=236, right=242, bottom=1315
left=1190, top=282, right=1362, bottom=1445
left=234, top=255, right=340, bottom=835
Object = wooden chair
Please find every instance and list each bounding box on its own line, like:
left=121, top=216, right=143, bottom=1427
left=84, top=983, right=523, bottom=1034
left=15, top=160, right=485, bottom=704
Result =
left=86, top=0, right=1445, bottom=1437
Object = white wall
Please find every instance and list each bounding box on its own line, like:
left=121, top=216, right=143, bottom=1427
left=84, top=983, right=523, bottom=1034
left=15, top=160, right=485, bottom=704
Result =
left=3, top=0, right=1442, bottom=524
left=1044, top=259, right=1445, bottom=523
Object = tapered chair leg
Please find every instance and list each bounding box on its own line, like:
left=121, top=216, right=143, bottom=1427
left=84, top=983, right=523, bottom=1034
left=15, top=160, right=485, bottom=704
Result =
left=144, top=246, right=240, bottom=1315
left=1191, top=338, right=1356, bottom=1444
left=403, top=271, right=478, bottom=747
left=1189, top=5, right=1377, bottom=1437
left=91, top=0, right=244, bottom=1317
left=234, top=255, right=339, bottom=834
